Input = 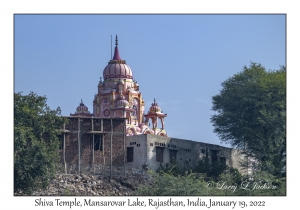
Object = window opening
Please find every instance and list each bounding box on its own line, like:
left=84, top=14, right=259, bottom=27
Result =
left=211, top=150, right=218, bottom=162
left=127, top=147, right=134, bottom=162
left=91, top=134, right=102, bottom=151
left=156, top=147, right=164, bottom=162
left=169, top=149, right=177, bottom=164
left=220, top=157, right=226, bottom=164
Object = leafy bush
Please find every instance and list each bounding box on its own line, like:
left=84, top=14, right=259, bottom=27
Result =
left=14, top=92, right=66, bottom=195
left=137, top=168, right=286, bottom=196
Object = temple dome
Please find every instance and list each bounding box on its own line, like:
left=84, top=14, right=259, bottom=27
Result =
left=103, top=61, right=133, bottom=80
left=71, top=99, right=93, bottom=117
left=103, top=36, right=133, bottom=80
left=116, top=95, right=129, bottom=107
left=76, top=99, right=90, bottom=113
left=149, top=99, right=161, bottom=113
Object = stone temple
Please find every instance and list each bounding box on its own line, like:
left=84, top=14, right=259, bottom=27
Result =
left=60, top=36, right=246, bottom=177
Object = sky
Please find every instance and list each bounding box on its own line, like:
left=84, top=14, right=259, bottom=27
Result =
left=14, top=14, right=286, bottom=146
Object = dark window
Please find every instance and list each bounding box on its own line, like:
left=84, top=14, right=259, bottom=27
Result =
left=127, top=147, right=134, bottom=162
left=150, top=143, right=153, bottom=146
left=156, top=147, right=164, bottom=162
left=93, top=119, right=101, bottom=131
left=91, top=134, right=102, bottom=151
left=220, top=157, right=226, bottom=164
left=211, top=150, right=218, bottom=162
left=169, top=149, right=177, bottom=164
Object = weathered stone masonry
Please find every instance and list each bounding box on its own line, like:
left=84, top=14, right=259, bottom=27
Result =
left=60, top=117, right=127, bottom=177
left=60, top=117, right=246, bottom=177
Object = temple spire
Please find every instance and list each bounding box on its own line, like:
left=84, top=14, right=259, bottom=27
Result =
left=115, top=35, right=118, bottom=47
left=112, top=34, right=122, bottom=60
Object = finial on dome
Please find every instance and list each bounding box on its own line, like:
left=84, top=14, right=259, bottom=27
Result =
left=115, top=35, right=118, bottom=47
left=112, top=35, right=122, bottom=60
left=154, top=98, right=156, bottom=104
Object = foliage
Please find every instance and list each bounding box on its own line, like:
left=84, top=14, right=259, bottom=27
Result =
left=194, top=158, right=227, bottom=179
left=157, top=161, right=192, bottom=177
left=158, top=159, right=227, bottom=180
left=137, top=168, right=286, bottom=196
left=211, top=62, right=286, bottom=177
left=14, top=92, right=66, bottom=195
left=136, top=170, right=212, bottom=196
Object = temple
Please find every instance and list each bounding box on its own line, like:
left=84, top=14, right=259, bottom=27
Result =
left=64, top=35, right=247, bottom=176
left=71, top=35, right=167, bottom=137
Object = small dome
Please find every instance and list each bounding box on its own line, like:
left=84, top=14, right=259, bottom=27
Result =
left=76, top=99, right=90, bottom=113
left=71, top=99, right=93, bottom=117
left=149, top=99, right=161, bottom=113
left=116, top=95, right=129, bottom=107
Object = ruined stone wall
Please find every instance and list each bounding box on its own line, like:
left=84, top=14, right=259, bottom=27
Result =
left=60, top=117, right=126, bottom=176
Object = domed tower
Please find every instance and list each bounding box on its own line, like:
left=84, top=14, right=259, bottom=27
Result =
left=93, top=35, right=145, bottom=126
left=93, top=35, right=167, bottom=136
left=70, top=99, right=93, bottom=117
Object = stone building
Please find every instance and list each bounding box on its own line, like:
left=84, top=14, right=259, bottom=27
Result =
left=126, top=135, right=245, bottom=173
left=59, top=36, right=246, bottom=177
left=60, top=117, right=127, bottom=177
left=59, top=117, right=246, bottom=177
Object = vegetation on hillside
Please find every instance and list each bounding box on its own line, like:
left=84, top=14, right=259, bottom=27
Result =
left=136, top=164, right=286, bottom=196
left=14, top=92, right=66, bottom=195
left=211, top=63, right=286, bottom=177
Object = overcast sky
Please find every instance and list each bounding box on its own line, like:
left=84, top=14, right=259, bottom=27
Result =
left=14, top=14, right=286, bottom=146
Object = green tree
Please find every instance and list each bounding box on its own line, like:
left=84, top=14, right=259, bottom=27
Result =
left=211, top=63, right=286, bottom=177
left=14, top=92, right=66, bottom=195
left=137, top=170, right=214, bottom=196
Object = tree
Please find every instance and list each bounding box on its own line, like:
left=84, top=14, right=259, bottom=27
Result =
left=14, top=92, right=66, bottom=195
left=211, top=63, right=286, bottom=177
